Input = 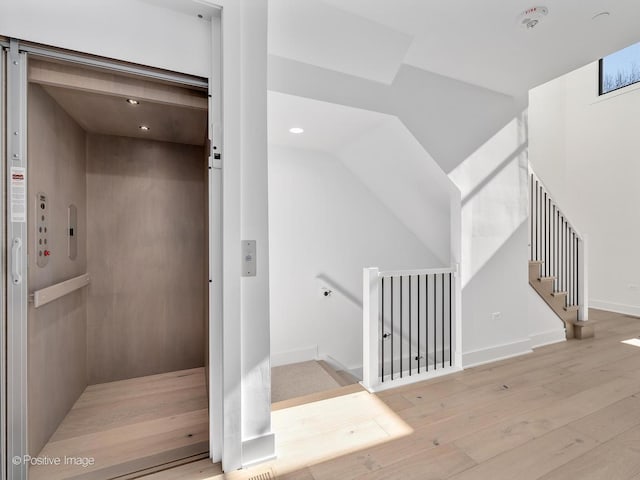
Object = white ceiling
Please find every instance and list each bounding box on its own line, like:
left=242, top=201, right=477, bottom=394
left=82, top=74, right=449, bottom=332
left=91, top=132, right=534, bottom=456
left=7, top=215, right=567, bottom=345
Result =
left=269, top=0, right=640, bottom=95
left=139, top=0, right=220, bottom=19
left=268, top=91, right=389, bottom=153
left=268, top=0, right=412, bottom=84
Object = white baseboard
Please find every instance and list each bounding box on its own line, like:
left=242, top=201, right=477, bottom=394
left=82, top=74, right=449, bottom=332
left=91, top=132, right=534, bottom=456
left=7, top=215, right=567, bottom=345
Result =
left=462, top=339, right=532, bottom=368
left=242, top=432, right=276, bottom=468
left=530, top=329, right=566, bottom=349
left=361, top=365, right=463, bottom=393
left=318, top=354, right=363, bottom=381
left=271, top=345, right=317, bottom=367
left=590, top=299, right=640, bottom=318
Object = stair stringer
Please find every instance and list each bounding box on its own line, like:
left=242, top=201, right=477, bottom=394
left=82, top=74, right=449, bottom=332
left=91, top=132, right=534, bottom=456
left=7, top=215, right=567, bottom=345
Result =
left=528, top=261, right=577, bottom=339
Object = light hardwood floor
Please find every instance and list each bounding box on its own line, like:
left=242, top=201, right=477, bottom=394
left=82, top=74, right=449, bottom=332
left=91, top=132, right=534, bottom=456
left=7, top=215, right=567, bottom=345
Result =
left=30, top=368, right=208, bottom=480
left=145, top=309, right=640, bottom=479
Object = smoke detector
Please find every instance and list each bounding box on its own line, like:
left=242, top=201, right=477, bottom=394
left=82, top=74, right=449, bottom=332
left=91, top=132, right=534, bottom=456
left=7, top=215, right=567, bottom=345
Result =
left=517, top=6, right=548, bottom=30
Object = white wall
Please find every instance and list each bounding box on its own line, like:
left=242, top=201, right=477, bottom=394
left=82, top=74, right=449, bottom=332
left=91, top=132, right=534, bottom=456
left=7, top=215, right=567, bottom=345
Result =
left=0, top=0, right=214, bottom=77
left=448, top=112, right=536, bottom=366
left=528, top=288, right=567, bottom=348
left=269, top=146, right=441, bottom=370
left=337, top=117, right=452, bottom=265
left=530, top=62, right=640, bottom=316
left=269, top=56, right=543, bottom=368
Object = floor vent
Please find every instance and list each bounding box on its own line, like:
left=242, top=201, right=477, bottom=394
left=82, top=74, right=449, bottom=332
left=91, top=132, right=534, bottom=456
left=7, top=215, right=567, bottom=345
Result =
left=248, top=471, right=274, bottom=480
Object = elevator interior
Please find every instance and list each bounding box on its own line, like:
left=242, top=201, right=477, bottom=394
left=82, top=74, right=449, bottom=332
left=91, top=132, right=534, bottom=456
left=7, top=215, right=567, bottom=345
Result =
left=24, top=56, right=210, bottom=479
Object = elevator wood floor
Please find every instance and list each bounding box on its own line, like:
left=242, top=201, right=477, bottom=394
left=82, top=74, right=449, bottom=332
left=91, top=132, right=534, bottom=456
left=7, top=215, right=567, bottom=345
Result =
left=143, top=309, right=640, bottom=479
left=30, top=367, right=208, bottom=480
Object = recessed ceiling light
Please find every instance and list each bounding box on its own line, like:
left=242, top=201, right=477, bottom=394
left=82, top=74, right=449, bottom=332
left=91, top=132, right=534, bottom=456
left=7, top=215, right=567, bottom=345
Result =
left=289, top=127, right=304, bottom=134
left=139, top=125, right=150, bottom=131
left=126, top=98, right=140, bottom=105
left=592, top=11, right=610, bottom=21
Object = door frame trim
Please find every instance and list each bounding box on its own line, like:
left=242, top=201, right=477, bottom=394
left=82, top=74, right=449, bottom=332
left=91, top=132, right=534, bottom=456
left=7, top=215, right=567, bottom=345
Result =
left=1, top=44, right=7, bottom=480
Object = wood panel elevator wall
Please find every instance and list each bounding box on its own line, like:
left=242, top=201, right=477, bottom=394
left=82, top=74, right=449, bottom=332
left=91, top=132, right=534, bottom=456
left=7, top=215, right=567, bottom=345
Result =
left=86, top=134, right=206, bottom=384
left=27, top=84, right=89, bottom=456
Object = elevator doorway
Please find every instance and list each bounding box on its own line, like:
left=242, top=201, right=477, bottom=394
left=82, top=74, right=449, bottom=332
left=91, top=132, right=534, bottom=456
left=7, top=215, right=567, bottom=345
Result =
left=7, top=47, right=213, bottom=480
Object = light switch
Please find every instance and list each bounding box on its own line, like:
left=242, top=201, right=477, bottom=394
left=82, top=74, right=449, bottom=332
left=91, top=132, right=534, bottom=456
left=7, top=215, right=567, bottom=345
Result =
left=242, top=240, right=256, bottom=277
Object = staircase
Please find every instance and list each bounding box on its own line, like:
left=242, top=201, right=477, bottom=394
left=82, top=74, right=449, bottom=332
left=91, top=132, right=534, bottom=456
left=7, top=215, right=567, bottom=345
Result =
left=529, top=170, right=594, bottom=340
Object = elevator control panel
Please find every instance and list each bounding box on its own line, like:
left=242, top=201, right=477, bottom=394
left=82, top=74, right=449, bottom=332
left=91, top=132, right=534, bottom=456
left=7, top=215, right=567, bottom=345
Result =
left=36, top=192, right=50, bottom=267
left=68, top=204, right=78, bottom=260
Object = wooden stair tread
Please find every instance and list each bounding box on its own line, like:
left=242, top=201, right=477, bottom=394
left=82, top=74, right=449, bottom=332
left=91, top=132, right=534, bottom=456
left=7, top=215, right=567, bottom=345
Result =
left=272, top=383, right=365, bottom=411
left=529, top=260, right=544, bottom=265
left=564, top=305, right=579, bottom=312
left=538, top=276, right=556, bottom=282
left=551, top=291, right=567, bottom=297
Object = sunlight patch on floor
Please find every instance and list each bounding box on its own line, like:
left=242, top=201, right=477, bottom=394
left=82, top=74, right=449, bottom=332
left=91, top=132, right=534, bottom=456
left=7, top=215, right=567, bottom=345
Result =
left=213, top=390, right=412, bottom=479
left=621, top=338, right=640, bottom=348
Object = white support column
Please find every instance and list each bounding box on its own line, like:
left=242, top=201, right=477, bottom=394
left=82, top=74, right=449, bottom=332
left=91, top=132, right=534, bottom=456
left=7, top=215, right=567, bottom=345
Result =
left=220, top=0, right=274, bottom=471
left=362, top=267, right=380, bottom=392
left=450, top=184, right=463, bottom=367
left=578, top=235, right=589, bottom=321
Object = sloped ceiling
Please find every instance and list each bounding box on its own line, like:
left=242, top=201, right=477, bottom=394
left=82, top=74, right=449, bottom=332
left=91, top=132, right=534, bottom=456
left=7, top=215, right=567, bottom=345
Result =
left=269, top=0, right=640, bottom=95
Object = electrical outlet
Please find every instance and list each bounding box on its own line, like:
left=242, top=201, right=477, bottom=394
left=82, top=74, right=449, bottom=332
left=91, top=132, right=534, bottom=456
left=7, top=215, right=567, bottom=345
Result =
left=491, top=312, right=502, bottom=321
left=320, top=287, right=332, bottom=298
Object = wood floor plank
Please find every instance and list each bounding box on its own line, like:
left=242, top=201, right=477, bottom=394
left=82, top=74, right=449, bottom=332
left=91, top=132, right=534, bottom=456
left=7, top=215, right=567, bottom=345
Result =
left=449, top=426, right=599, bottom=480
left=30, top=368, right=208, bottom=480
left=351, top=443, right=475, bottom=480
left=453, top=375, right=640, bottom=463
left=540, top=424, right=640, bottom=480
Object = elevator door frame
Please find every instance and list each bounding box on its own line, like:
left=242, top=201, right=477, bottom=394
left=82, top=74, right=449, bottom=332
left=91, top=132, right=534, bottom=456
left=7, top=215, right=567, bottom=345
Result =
left=1, top=40, right=8, bottom=480
left=2, top=38, right=222, bottom=479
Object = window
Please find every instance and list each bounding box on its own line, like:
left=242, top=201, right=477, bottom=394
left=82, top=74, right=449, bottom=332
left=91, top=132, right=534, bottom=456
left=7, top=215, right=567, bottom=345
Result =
left=600, top=41, right=640, bottom=95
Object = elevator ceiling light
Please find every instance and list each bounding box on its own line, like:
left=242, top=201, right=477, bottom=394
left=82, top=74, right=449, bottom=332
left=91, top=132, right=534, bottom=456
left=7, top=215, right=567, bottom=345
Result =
left=289, top=127, right=304, bottom=134
left=139, top=125, right=150, bottom=131
left=126, top=98, right=140, bottom=105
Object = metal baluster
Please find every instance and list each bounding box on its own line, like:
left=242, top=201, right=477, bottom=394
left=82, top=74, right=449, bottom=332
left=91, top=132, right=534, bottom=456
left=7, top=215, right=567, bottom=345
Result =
left=400, top=276, right=403, bottom=378
left=552, top=204, right=555, bottom=288
left=531, top=174, right=534, bottom=259
left=417, top=275, right=421, bottom=374
left=433, top=272, right=437, bottom=371
left=425, top=274, right=429, bottom=372
left=572, top=230, right=578, bottom=305
left=391, top=276, right=394, bottom=380
left=381, top=277, right=385, bottom=381
left=576, top=237, right=580, bottom=307
left=547, top=197, right=551, bottom=277
left=537, top=184, right=540, bottom=262
left=449, top=273, right=452, bottom=367
left=441, top=273, right=445, bottom=368
left=409, top=275, right=412, bottom=375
